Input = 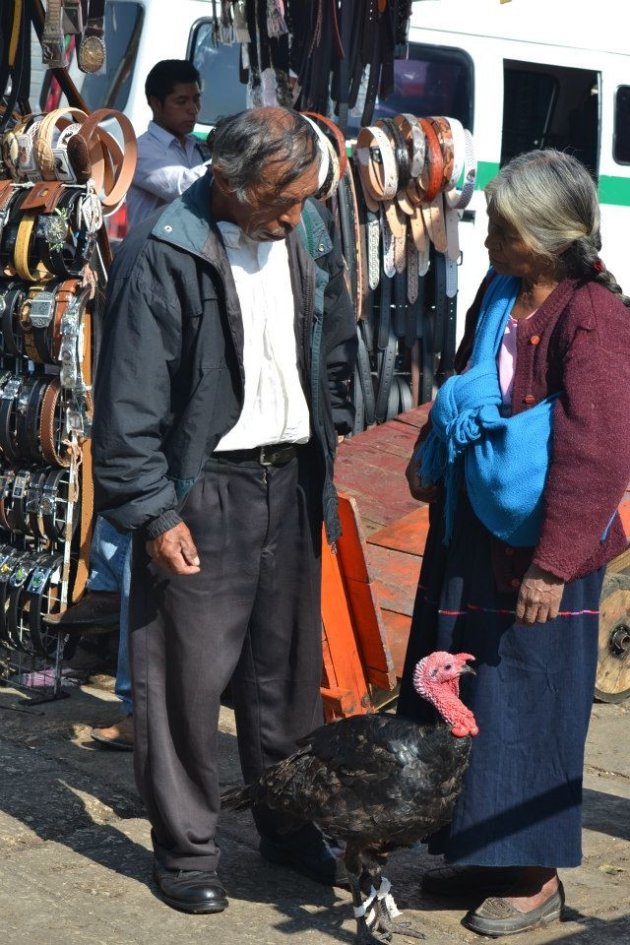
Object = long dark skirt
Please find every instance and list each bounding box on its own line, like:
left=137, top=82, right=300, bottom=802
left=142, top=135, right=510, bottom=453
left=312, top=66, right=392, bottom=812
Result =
left=397, top=494, right=603, bottom=868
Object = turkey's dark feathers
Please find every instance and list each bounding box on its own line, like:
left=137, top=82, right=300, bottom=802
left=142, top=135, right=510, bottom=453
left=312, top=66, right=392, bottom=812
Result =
left=221, top=714, right=471, bottom=851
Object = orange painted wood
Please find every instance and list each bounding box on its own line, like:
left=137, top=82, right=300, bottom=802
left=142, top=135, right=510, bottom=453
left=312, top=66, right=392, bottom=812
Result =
left=320, top=535, right=370, bottom=720
left=335, top=496, right=397, bottom=691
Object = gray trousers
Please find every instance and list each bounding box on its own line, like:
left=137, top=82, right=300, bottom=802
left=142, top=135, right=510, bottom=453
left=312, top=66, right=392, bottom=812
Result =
left=129, top=451, right=324, bottom=871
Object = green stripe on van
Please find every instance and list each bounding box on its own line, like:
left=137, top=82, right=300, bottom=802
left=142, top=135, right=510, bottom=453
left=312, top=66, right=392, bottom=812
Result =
left=598, top=176, right=630, bottom=206
left=476, top=161, right=630, bottom=207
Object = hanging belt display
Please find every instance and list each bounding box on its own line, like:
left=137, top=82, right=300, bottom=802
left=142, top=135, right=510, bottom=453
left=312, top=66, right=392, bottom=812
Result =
left=0, top=1, right=133, bottom=698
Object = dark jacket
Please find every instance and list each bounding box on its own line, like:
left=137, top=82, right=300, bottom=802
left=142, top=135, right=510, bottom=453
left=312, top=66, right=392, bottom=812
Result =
left=452, top=274, right=630, bottom=584
left=92, top=173, right=357, bottom=543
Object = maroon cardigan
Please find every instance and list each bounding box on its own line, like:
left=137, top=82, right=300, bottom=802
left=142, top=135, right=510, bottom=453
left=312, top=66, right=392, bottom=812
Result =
left=422, top=275, right=630, bottom=587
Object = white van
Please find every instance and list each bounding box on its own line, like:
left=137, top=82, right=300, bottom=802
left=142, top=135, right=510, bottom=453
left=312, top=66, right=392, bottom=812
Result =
left=47, top=0, right=630, bottom=326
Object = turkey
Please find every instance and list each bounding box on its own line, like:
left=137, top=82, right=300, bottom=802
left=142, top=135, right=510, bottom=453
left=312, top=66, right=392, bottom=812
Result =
left=221, top=651, right=479, bottom=944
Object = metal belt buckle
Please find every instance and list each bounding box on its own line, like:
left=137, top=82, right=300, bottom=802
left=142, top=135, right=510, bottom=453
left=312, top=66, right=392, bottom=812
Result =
left=39, top=494, right=56, bottom=516
left=258, top=444, right=293, bottom=466
left=12, top=474, right=28, bottom=500
left=27, top=295, right=56, bottom=329
left=10, top=563, right=29, bottom=588
left=1, top=377, right=20, bottom=400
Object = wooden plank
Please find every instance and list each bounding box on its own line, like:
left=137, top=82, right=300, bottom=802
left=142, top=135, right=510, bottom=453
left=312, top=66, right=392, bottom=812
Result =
left=380, top=609, right=413, bottom=679
left=320, top=538, right=370, bottom=720
left=367, top=544, right=422, bottom=618
left=368, top=506, right=430, bottom=557
left=335, top=496, right=397, bottom=691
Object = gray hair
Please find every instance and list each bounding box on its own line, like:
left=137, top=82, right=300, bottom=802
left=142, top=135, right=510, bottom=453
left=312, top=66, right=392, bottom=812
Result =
left=485, top=149, right=630, bottom=307
left=209, top=108, right=319, bottom=203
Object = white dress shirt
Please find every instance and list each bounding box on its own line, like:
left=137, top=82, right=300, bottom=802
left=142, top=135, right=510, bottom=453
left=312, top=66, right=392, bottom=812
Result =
left=214, top=223, right=311, bottom=450
left=126, top=121, right=209, bottom=229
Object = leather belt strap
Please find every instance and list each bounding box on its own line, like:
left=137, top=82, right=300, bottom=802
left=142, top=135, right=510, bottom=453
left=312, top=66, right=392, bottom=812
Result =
left=26, top=552, right=65, bottom=658
left=6, top=467, right=31, bottom=534
left=6, top=552, right=50, bottom=654
left=67, top=108, right=137, bottom=213
left=377, top=117, right=411, bottom=190
left=0, top=549, right=30, bottom=648
left=0, top=284, right=26, bottom=355
left=40, top=376, right=70, bottom=467
left=302, top=111, right=348, bottom=180
left=16, top=375, right=49, bottom=463
left=41, top=0, right=65, bottom=68
left=212, top=443, right=298, bottom=466
left=393, top=113, right=425, bottom=179
left=32, top=107, right=88, bottom=180
left=356, top=320, right=376, bottom=426
left=39, top=466, right=72, bottom=541
left=0, top=375, right=23, bottom=463
left=444, top=127, right=477, bottom=210
left=25, top=467, right=49, bottom=540
left=355, top=125, right=398, bottom=205
left=0, top=471, right=16, bottom=533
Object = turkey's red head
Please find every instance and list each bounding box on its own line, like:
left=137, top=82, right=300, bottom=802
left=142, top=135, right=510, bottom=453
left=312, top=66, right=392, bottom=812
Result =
left=412, top=651, right=479, bottom=738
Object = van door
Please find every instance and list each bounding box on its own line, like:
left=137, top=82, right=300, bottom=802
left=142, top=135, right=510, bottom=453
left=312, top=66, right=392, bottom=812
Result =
left=501, top=60, right=600, bottom=176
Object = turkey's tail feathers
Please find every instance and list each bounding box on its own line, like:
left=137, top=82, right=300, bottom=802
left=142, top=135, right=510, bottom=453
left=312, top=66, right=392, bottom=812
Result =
left=221, top=783, right=254, bottom=811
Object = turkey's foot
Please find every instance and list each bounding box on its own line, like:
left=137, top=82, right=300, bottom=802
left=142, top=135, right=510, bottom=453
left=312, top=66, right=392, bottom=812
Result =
left=349, top=873, right=392, bottom=945
left=372, top=876, right=425, bottom=941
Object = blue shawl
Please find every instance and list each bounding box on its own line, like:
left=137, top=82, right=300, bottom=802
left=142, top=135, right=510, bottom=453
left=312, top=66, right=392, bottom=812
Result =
left=420, top=272, right=558, bottom=546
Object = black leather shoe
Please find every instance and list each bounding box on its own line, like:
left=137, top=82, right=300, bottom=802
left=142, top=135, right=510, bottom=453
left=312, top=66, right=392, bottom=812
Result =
left=259, top=823, right=349, bottom=888
left=46, top=591, right=121, bottom=629
left=153, top=861, right=228, bottom=914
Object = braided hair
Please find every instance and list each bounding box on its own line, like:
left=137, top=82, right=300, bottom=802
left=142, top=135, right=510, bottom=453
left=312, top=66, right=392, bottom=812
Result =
left=485, top=149, right=630, bottom=308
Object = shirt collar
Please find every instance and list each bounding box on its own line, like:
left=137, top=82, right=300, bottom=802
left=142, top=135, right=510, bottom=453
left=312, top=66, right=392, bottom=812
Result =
left=147, top=120, right=196, bottom=151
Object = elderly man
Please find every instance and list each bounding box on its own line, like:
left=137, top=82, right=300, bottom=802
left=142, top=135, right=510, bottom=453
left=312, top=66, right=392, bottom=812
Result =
left=92, top=107, right=357, bottom=914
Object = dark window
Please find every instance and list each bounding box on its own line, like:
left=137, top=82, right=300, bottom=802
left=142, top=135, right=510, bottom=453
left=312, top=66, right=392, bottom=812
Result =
left=614, top=86, right=630, bottom=164
left=501, top=61, right=599, bottom=176
left=189, top=22, right=248, bottom=125
left=501, top=69, right=558, bottom=164
left=348, top=43, right=474, bottom=131
left=79, top=2, right=144, bottom=112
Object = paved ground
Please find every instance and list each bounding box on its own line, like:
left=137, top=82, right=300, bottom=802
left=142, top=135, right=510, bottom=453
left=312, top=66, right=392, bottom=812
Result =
left=0, top=656, right=629, bottom=945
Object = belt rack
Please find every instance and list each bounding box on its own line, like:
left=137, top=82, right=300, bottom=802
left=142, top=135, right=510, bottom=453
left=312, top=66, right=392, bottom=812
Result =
left=309, top=109, right=476, bottom=433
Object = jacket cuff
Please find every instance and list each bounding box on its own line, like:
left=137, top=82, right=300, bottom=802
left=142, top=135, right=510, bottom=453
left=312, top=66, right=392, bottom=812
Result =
left=142, top=510, right=183, bottom=541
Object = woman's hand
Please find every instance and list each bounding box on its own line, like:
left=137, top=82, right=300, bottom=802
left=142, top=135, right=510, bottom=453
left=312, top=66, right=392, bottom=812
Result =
left=146, top=522, right=201, bottom=575
left=405, top=453, right=439, bottom=503
left=515, top=563, right=565, bottom=625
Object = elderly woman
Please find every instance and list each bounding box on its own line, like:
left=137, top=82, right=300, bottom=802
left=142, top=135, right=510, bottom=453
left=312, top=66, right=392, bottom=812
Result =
left=397, top=149, right=630, bottom=938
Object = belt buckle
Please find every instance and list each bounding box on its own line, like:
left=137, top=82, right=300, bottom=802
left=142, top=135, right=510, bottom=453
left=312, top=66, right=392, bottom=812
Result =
left=258, top=445, right=274, bottom=466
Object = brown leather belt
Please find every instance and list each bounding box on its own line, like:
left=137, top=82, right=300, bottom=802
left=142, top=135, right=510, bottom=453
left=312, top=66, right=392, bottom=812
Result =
left=212, top=443, right=299, bottom=467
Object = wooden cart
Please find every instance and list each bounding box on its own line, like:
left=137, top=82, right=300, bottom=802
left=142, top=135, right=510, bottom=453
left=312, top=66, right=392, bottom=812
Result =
left=320, top=405, right=630, bottom=719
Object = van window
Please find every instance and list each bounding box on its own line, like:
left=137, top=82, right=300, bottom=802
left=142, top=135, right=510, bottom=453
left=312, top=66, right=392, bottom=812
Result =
left=80, top=1, right=144, bottom=112
left=614, top=86, right=630, bottom=164
left=189, top=22, right=248, bottom=124
left=348, top=44, right=474, bottom=132
left=502, top=61, right=599, bottom=176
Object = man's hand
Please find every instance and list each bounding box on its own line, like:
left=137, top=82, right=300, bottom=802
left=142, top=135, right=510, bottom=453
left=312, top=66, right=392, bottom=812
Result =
left=146, top=522, right=201, bottom=575
left=515, top=563, right=565, bottom=625
left=405, top=453, right=439, bottom=503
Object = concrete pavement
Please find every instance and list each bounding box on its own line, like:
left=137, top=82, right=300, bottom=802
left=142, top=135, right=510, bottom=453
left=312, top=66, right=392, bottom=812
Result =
left=0, top=672, right=629, bottom=945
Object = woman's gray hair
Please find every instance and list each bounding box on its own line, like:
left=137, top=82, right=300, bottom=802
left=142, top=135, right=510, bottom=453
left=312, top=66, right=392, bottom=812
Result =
left=209, top=108, right=319, bottom=203
left=485, top=149, right=630, bottom=307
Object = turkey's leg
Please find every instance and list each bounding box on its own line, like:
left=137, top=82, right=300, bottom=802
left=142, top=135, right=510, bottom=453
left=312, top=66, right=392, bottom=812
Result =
left=349, top=870, right=392, bottom=945
left=372, top=874, right=425, bottom=940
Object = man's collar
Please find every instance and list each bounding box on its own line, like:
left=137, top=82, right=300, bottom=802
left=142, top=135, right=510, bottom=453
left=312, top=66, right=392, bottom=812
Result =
left=147, top=120, right=190, bottom=148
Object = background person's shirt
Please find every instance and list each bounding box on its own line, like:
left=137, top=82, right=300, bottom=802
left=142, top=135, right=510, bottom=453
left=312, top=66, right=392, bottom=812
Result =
left=126, top=120, right=209, bottom=229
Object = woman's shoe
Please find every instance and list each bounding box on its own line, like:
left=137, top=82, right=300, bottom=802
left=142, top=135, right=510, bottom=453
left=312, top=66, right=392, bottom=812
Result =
left=462, top=880, right=565, bottom=937
left=91, top=712, right=134, bottom=751
left=421, top=865, right=522, bottom=897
